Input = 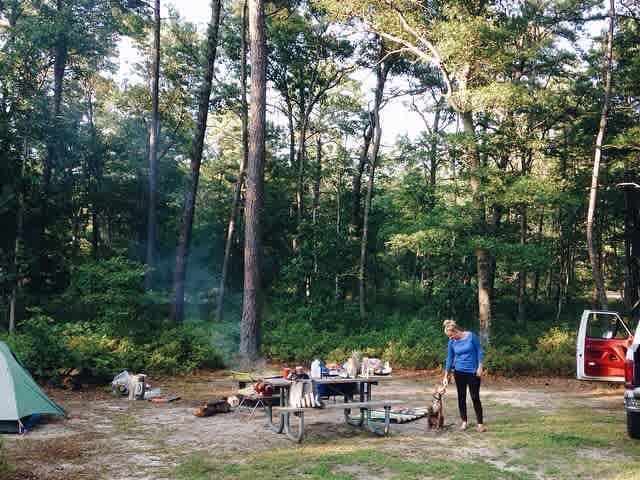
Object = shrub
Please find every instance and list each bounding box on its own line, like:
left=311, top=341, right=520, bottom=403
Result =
left=2, top=312, right=224, bottom=381
left=483, top=326, right=576, bottom=377
left=60, top=257, right=151, bottom=325
left=1, top=311, right=73, bottom=378
left=262, top=302, right=578, bottom=377
left=145, top=325, right=223, bottom=373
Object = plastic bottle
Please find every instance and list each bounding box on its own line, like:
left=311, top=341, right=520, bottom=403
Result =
left=311, top=359, right=322, bottom=378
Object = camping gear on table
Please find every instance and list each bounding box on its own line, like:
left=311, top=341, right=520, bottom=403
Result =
left=360, top=358, right=392, bottom=377
left=288, top=380, right=323, bottom=408
left=254, top=381, right=274, bottom=396
left=311, top=359, right=322, bottom=379
left=0, top=341, right=65, bottom=433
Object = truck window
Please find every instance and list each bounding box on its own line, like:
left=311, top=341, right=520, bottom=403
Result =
left=586, top=312, right=631, bottom=339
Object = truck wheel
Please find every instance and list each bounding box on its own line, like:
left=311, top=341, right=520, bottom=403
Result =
left=627, top=411, right=640, bottom=439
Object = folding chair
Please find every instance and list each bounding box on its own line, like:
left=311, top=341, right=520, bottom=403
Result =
left=236, top=393, right=266, bottom=418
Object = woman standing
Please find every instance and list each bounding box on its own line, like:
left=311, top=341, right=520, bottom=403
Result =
left=442, top=319, right=486, bottom=432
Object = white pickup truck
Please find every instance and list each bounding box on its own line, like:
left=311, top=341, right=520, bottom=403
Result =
left=576, top=309, right=640, bottom=438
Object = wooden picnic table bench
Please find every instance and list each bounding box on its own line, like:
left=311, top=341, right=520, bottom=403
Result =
left=263, top=376, right=400, bottom=443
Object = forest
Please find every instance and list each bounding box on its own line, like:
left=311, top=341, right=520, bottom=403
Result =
left=0, top=0, right=639, bottom=380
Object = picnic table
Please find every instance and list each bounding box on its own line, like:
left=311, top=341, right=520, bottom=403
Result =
left=263, top=376, right=400, bottom=442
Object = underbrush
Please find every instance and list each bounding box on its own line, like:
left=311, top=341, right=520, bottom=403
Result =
left=1, top=257, right=224, bottom=382
left=1, top=313, right=223, bottom=382
left=262, top=300, right=578, bottom=376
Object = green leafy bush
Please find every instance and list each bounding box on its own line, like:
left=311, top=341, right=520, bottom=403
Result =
left=1, top=314, right=223, bottom=381
left=262, top=302, right=578, bottom=376
left=262, top=303, right=446, bottom=368
left=2, top=311, right=74, bottom=377
left=60, top=257, right=162, bottom=327
left=483, top=326, right=576, bottom=377
left=145, top=325, right=223, bottom=373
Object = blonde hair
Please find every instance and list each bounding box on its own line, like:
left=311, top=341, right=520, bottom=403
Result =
left=443, top=319, right=459, bottom=334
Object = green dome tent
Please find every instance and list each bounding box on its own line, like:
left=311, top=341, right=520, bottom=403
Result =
left=0, top=341, right=65, bottom=433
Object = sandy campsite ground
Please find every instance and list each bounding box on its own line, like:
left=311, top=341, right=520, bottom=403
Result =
left=2, top=371, right=636, bottom=480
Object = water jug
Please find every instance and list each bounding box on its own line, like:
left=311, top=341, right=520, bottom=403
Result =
left=310, top=359, right=322, bottom=378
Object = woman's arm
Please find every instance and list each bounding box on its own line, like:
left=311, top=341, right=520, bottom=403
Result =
left=443, top=340, right=454, bottom=384
left=472, top=333, right=484, bottom=376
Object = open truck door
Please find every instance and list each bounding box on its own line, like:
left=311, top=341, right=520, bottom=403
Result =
left=577, top=310, right=633, bottom=382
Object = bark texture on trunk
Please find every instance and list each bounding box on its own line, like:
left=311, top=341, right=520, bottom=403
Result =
left=586, top=0, right=615, bottom=311
left=39, top=0, right=68, bottom=283
left=311, top=135, right=322, bottom=286
left=517, top=207, right=527, bottom=323
left=428, top=99, right=442, bottom=189
left=9, top=143, right=26, bottom=333
left=462, top=110, right=492, bottom=344
left=87, top=92, right=102, bottom=258
left=359, top=48, right=390, bottom=321
left=295, top=118, right=308, bottom=230
left=145, top=0, right=161, bottom=291
left=172, top=0, right=222, bottom=323
left=216, top=0, right=249, bottom=322
left=351, top=123, right=372, bottom=230
left=240, top=0, right=267, bottom=362
left=43, top=0, right=67, bottom=197
left=312, top=136, right=322, bottom=225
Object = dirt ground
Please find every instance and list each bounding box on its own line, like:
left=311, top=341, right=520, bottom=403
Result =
left=2, top=371, right=626, bottom=480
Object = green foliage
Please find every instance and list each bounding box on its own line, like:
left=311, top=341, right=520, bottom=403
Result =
left=484, top=325, right=575, bottom=377
left=262, top=300, right=579, bottom=376
left=263, top=302, right=447, bottom=368
left=61, top=257, right=149, bottom=325
left=2, top=310, right=74, bottom=378
left=1, top=313, right=223, bottom=380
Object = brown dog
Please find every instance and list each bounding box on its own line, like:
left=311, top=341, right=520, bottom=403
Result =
left=427, top=385, right=446, bottom=430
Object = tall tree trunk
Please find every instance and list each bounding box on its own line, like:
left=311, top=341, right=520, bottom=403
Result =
left=216, top=0, right=249, bottom=322
left=359, top=48, right=390, bottom=322
left=42, top=0, right=67, bottom=199
left=312, top=136, right=322, bottom=225
left=240, top=0, right=267, bottom=362
left=351, top=123, right=372, bottom=230
left=9, top=142, right=26, bottom=333
left=39, top=1, right=68, bottom=284
left=428, top=99, right=442, bottom=189
left=586, top=0, right=614, bottom=311
left=532, top=209, right=544, bottom=301
left=172, top=0, right=222, bottom=323
left=295, top=118, right=308, bottom=230
left=462, top=111, right=492, bottom=343
left=312, top=135, right=322, bottom=287
left=145, top=0, right=161, bottom=291
left=286, top=98, right=295, bottom=167
left=335, top=162, right=343, bottom=302
left=517, top=207, right=527, bottom=322
left=87, top=91, right=101, bottom=258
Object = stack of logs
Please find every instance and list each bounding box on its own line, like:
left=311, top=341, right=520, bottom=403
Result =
left=192, top=399, right=231, bottom=417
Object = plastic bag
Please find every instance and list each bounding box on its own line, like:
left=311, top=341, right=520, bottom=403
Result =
left=111, top=370, right=130, bottom=396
